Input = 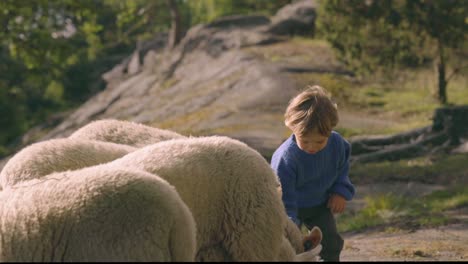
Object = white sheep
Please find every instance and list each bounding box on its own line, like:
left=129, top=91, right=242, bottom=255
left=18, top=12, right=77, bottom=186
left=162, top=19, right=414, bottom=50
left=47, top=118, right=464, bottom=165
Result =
left=107, top=136, right=322, bottom=261
left=0, top=166, right=196, bottom=262
left=2, top=119, right=321, bottom=261
left=69, top=119, right=185, bottom=147
left=0, top=138, right=135, bottom=188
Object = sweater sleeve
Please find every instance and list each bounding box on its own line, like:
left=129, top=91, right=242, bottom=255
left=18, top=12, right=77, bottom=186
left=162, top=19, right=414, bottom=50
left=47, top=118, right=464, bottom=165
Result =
left=330, top=138, right=355, bottom=201
left=271, top=153, right=300, bottom=225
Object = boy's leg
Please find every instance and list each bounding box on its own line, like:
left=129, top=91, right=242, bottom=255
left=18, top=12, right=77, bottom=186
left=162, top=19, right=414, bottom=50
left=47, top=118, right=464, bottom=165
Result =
left=298, top=205, right=344, bottom=262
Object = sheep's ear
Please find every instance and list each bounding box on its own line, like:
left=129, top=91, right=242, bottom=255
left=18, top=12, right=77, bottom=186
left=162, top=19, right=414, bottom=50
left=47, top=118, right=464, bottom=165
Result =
left=309, top=226, right=322, bottom=246
left=303, top=226, right=322, bottom=250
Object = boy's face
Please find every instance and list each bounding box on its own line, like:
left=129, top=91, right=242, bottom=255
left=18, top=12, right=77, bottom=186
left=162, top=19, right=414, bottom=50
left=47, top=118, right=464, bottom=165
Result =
left=295, top=130, right=329, bottom=154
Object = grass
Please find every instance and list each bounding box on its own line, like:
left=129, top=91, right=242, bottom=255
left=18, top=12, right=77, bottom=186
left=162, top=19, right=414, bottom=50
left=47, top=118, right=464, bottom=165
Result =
left=337, top=150, right=468, bottom=233
left=346, top=68, right=468, bottom=135
left=337, top=185, right=468, bottom=233
left=425, top=187, right=468, bottom=212
left=338, top=194, right=410, bottom=232
left=245, top=37, right=340, bottom=68
left=349, top=154, right=468, bottom=185
left=334, top=127, right=369, bottom=139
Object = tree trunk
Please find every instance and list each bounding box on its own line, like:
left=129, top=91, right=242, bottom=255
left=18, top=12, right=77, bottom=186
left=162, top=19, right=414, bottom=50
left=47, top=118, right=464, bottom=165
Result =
left=436, top=41, right=447, bottom=104
left=433, top=105, right=468, bottom=146
left=166, top=0, right=182, bottom=49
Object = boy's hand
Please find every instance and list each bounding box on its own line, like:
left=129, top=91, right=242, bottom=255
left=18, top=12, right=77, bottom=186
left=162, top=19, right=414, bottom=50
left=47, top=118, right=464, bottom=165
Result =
left=327, top=194, right=346, bottom=214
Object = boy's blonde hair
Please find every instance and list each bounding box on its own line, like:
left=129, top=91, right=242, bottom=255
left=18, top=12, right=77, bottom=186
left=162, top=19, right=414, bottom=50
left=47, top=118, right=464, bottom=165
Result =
left=284, top=85, right=338, bottom=137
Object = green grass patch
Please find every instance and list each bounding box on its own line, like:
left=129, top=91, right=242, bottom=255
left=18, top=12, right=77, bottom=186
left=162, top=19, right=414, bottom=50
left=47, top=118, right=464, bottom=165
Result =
left=337, top=186, right=468, bottom=233
left=340, top=69, right=467, bottom=136
left=350, top=154, right=468, bottom=185
left=338, top=194, right=408, bottom=232
left=335, top=127, right=367, bottom=139
left=425, top=186, right=468, bottom=211
left=290, top=73, right=356, bottom=102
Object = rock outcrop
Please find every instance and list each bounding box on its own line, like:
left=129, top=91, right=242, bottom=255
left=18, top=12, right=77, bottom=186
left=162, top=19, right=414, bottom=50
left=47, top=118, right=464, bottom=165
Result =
left=1, top=0, right=357, bottom=171
left=33, top=0, right=320, bottom=159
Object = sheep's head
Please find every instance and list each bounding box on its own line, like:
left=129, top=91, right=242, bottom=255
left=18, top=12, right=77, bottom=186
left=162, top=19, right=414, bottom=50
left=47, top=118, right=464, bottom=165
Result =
left=295, top=226, right=323, bottom=261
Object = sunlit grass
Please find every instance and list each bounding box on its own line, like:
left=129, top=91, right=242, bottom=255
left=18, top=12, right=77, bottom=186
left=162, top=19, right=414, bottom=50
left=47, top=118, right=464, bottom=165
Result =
left=338, top=69, right=467, bottom=136
left=447, top=75, right=468, bottom=105
left=425, top=187, right=468, bottom=212
left=338, top=194, right=408, bottom=232
left=337, top=186, right=468, bottom=233
left=334, top=127, right=364, bottom=139
left=337, top=151, right=468, bottom=233
left=350, top=154, right=468, bottom=185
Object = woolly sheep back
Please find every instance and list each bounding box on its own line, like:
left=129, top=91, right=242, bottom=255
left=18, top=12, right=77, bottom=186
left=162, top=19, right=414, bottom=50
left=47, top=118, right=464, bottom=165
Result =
left=69, top=119, right=185, bottom=147
left=0, top=166, right=196, bottom=262
left=109, top=136, right=295, bottom=261
left=0, top=138, right=135, bottom=188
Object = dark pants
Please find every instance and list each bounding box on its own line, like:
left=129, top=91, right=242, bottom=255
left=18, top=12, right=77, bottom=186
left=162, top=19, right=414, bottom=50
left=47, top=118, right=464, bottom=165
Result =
left=298, top=204, right=344, bottom=262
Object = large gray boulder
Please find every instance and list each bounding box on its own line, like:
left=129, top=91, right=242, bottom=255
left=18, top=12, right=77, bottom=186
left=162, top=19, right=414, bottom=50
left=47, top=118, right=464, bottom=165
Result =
left=267, top=0, right=318, bottom=36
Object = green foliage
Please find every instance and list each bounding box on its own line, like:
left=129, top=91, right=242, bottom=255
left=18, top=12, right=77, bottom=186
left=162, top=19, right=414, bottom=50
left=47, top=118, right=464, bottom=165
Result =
left=0, top=0, right=175, bottom=150
left=0, top=86, right=27, bottom=147
left=0, top=46, right=28, bottom=146
left=44, top=80, right=64, bottom=103
left=318, top=0, right=468, bottom=103
left=318, top=0, right=420, bottom=75
left=186, top=0, right=293, bottom=25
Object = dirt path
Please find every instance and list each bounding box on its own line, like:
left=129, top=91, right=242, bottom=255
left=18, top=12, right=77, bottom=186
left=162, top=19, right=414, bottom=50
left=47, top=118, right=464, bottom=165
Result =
left=338, top=183, right=468, bottom=261
left=341, top=222, right=468, bottom=261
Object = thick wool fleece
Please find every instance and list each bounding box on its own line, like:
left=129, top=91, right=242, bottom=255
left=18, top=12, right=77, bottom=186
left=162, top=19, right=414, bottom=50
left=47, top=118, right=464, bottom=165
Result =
left=0, top=117, right=319, bottom=262
left=0, top=138, right=135, bottom=188
left=0, top=166, right=196, bottom=262
left=285, top=217, right=306, bottom=253
left=69, top=119, right=185, bottom=147
left=108, top=136, right=305, bottom=261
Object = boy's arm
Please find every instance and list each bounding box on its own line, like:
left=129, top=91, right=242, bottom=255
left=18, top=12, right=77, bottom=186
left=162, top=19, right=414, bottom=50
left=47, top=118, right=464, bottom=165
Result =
left=271, top=155, right=300, bottom=225
left=330, top=139, right=355, bottom=201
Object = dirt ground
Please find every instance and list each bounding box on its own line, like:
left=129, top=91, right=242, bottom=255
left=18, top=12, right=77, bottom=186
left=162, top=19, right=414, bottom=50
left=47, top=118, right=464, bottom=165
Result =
left=339, top=183, right=468, bottom=261
left=341, top=222, right=468, bottom=261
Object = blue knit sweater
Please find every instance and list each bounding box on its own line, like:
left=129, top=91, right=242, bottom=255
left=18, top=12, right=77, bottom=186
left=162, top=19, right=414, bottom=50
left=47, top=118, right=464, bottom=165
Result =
left=270, top=131, right=355, bottom=225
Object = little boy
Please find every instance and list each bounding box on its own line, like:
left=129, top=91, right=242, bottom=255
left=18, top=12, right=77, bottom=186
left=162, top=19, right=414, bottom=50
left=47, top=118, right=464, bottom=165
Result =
left=271, top=85, right=355, bottom=262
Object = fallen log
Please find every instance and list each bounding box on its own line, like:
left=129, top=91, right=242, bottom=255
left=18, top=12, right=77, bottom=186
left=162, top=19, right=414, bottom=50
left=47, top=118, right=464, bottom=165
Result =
left=351, top=131, right=448, bottom=164
left=349, top=126, right=432, bottom=155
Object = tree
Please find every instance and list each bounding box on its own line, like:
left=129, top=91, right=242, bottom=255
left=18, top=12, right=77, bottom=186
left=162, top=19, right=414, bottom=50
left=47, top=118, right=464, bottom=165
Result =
left=318, top=0, right=467, bottom=104
left=0, top=0, right=175, bottom=150
left=166, top=0, right=182, bottom=49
